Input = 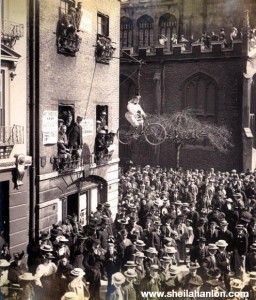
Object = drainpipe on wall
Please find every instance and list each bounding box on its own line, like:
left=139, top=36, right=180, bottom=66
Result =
left=29, top=0, right=40, bottom=243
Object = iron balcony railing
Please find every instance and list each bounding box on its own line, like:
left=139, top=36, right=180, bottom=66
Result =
left=1, top=20, right=24, bottom=48
left=0, top=125, right=24, bottom=146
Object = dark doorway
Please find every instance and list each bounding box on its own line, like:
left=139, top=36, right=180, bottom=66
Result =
left=67, top=193, right=79, bottom=218
left=0, top=181, right=9, bottom=243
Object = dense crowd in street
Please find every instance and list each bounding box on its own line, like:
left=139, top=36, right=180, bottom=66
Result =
left=2, top=163, right=256, bottom=299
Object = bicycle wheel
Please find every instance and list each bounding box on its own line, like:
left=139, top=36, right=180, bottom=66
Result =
left=144, top=123, right=167, bottom=145
left=117, top=125, right=133, bottom=144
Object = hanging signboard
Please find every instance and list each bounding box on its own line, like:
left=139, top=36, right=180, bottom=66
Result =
left=81, top=119, right=93, bottom=137
left=42, top=111, right=58, bottom=144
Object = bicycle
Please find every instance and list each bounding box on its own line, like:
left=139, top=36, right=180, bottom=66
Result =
left=117, top=116, right=167, bottom=146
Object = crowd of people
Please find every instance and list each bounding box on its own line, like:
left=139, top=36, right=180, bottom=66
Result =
left=2, top=163, right=256, bottom=299
left=159, top=26, right=247, bottom=51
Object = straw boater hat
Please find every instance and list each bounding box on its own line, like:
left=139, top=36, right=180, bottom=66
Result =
left=112, top=272, right=126, bottom=285
left=134, top=251, right=145, bottom=258
left=40, top=244, right=53, bottom=252
left=160, top=256, right=171, bottom=263
left=208, top=244, right=219, bottom=250
left=164, top=246, right=177, bottom=254
left=249, top=272, right=256, bottom=280
left=57, top=236, right=69, bottom=243
left=187, top=261, right=200, bottom=269
left=19, top=273, right=36, bottom=281
left=230, top=279, right=244, bottom=289
left=70, top=268, right=85, bottom=277
left=124, top=269, right=137, bottom=277
left=146, top=247, right=158, bottom=254
left=216, top=240, right=228, bottom=248
left=124, top=261, right=137, bottom=268
left=0, top=259, right=10, bottom=268
left=61, top=292, right=79, bottom=300
left=135, top=240, right=145, bottom=247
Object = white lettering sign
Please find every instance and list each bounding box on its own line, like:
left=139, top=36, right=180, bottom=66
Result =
left=42, top=111, right=58, bottom=144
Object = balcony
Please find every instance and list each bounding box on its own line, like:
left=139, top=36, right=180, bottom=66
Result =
left=1, top=20, right=24, bottom=48
left=0, top=125, right=24, bottom=146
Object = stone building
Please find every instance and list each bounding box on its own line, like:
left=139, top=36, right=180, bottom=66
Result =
left=0, top=0, right=32, bottom=252
left=1, top=0, right=120, bottom=249
left=119, top=0, right=256, bottom=171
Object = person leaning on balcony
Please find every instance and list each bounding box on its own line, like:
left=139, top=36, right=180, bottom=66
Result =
left=58, top=125, right=71, bottom=159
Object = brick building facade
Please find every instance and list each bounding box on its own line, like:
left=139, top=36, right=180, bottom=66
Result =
left=31, top=0, right=121, bottom=237
left=1, top=0, right=121, bottom=249
left=120, top=0, right=256, bottom=171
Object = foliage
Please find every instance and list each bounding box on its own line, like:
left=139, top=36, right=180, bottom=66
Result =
left=147, top=109, right=233, bottom=153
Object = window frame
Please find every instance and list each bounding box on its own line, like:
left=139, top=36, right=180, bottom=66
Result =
left=97, top=12, right=109, bottom=37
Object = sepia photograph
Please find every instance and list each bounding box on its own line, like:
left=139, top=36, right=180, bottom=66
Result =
left=1, top=0, right=256, bottom=299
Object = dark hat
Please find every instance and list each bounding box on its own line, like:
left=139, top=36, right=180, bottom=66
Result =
left=198, top=218, right=206, bottom=225
left=51, top=228, right=59, bottom=237
left=76, top=116, right=83, bottom=121
left=188, top=276, right=203, bottom=286
left=97, top=203, right=103, bottom=210
left=120, top=229, right=128, bottom=236
left=13, top=251, right=25, bottom=260
left=197, top=237, right=206, bottom=243
left=44, top=252, right=55, bottom=260
left=118, top=219, right=128, bottom=225
left=40, top=231, right=50, bottom=240
left=207, top=269, right=221, bottom=279
left=77, top=234, right=86, bottom=240
left=93, top=239, right=101, bottom=246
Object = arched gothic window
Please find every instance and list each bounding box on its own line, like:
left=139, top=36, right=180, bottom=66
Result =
left=137, top=15, right=154, bottom=47
left=183, top=73, right=217, bottom=124
left=120, top=16, right=133, bottom=48
left=159, top=13, right=177, bottom=49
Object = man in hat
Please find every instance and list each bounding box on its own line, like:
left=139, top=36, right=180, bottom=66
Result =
left=68, top=116, right=84, bottom=157
left=56, top=255, right=74, bottom=297
left=140, top=265, right=161, bottom=300
left=8, top=251, right=28, bottom=285
left=215, top=239, right=231, bottom=290
left=233, top=224, right=248, bottom=278
left=190, top=237, right=209, bottom=267
left=205, top=221, right=219, bottom=244
left=144, top=248, right=160, bottom=275
left=193, top=218, right=206, bottom=245
left=104, top=243, right=120, bottom=288
left=58, top=124, right=72, bottom=159
left=202, top=269, right=225, bottom=295
left=94, top=130, right=107, bottom=164
left=124, top=239, right=145, bottom=262
left=127, top=216, right=143, bottom=238
left=97, top=218, right=110, bottom=250
left=218, top=220, right=233, bottom=252
left=123, top=269, right=137, bottom=299
left=93, top=204, right=104, bottom=225
left=134, top=252, right=146, bottom=289
left=181, top=261, right=203, bottom=292
left=202, top=244, right=219, bottom=276
left=159, top=256, right=172, bottom=287
left=83, top=239, right=105, bottom=300
left=106, top=272, right=125, bottom=300
left=246, top=243, right=256, bottom=272
left=149, top=221, right=163, bottom=252
left=68, top=268, right=90, bottom=300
